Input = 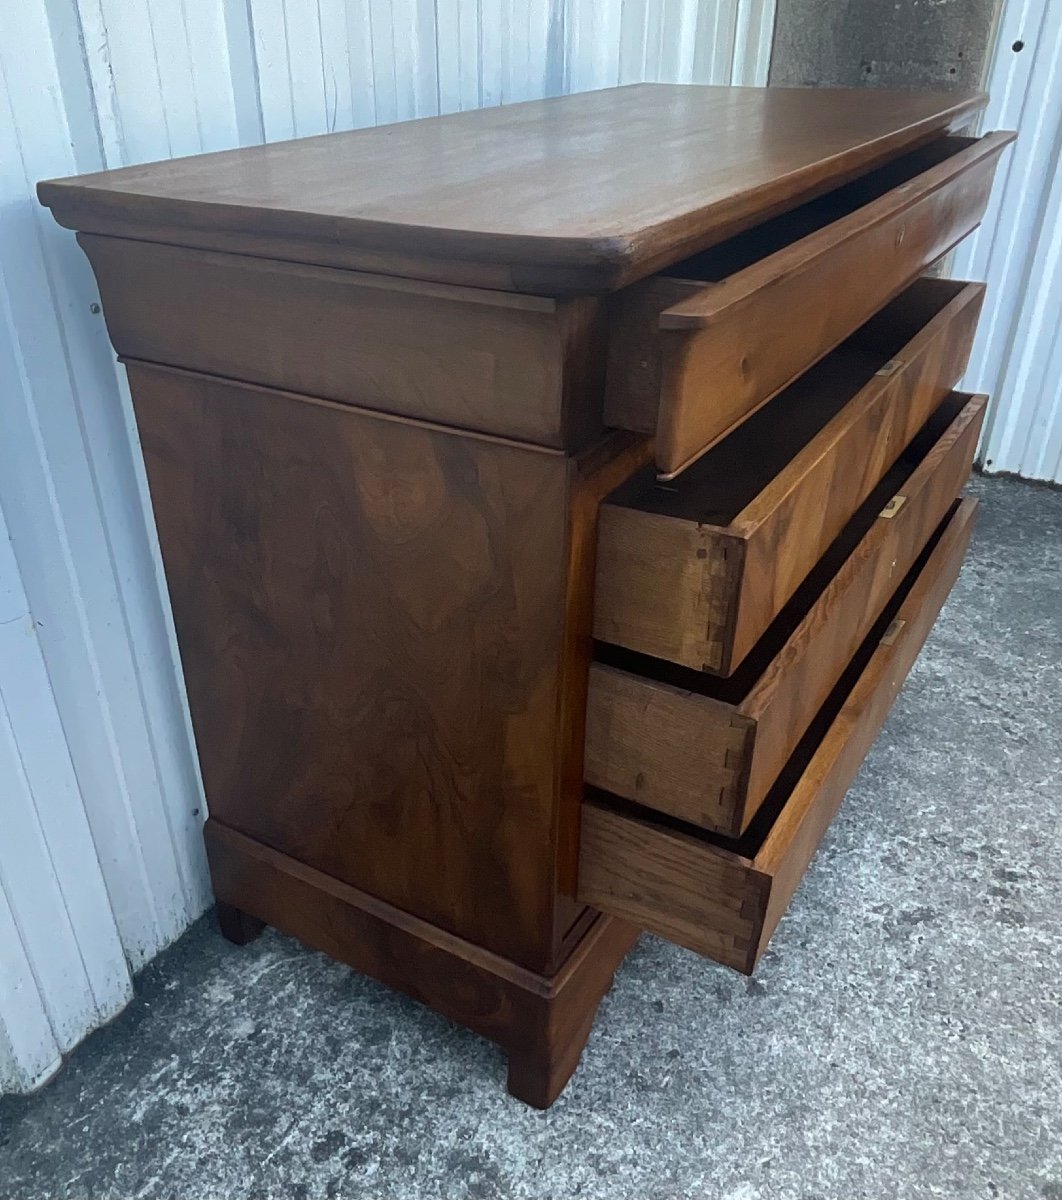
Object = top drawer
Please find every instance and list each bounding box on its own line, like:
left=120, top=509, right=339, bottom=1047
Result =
left=605, top=132, right=1013, bottom=479
left=76, top=235, right=604, bottom=451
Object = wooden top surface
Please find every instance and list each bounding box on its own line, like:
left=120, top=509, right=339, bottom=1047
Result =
left=39, top=84, right=985, bottom=293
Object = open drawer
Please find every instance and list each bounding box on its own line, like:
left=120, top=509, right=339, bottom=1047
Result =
left=594, top=277, right=985, bottom=676
left=605, top=131, right=1012, bottom=479
left=587, top=391, right=986, bottom=838
left=578, top=496, right=978, bottom=973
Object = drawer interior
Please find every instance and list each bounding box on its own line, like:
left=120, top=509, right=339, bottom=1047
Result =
left=662, top=136, right=977, bottom=286
left=605, top=275, right=972, bottom=529
left=595, top=389, right=969, bottom=702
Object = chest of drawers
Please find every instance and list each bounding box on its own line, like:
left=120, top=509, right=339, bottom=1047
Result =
left=40, top=84, right=1013, bottom=1108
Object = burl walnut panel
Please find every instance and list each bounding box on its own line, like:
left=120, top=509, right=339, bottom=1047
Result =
left=129, top=360, right=578, bottom=971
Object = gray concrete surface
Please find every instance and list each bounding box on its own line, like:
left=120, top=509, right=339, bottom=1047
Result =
left=2, top=473, right=1060, bottom=1200
left=770, top=0, right=1002, bottom=91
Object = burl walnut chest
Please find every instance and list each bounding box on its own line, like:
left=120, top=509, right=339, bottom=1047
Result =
left=40, top=85, right=1014, bottom=1107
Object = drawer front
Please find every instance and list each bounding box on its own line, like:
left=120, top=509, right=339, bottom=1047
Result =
left=605, top=132, right=1012, bottom=479
left=578, top=497, right=979, bottom=973
left=594, top=278, right=985, bottom=675
left=78, top=234, right=603, bottom=449
left=586, top=392, right=987, bottom=838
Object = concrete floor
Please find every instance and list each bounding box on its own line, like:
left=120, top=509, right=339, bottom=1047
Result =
left=2, top=473, right=1060, bottom=1200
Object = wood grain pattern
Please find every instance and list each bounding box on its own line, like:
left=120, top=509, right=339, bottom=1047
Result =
left=553, top=434, right=654, bottom=910
left=585, top=666, right=755, bottom=834
left=594, top=278, right=985, bottom=675
left=80, top=234, right=605, bottom=449
left=605, top=132, right=1010, bottom=477
left=587, top=392, right=987, bottom=838
left=578, top=497, right=979, bottom=972
left=730, top=280, right=983, bottom=665
left=39, top=85, right=985, bottom=293
left=205, top=821, right=639, bottom=1108
left=729, top=392, right=985, bottom=821
left=43, top=83, right=1003, bottom=1105
left=129, top=360, right=577, bottom=972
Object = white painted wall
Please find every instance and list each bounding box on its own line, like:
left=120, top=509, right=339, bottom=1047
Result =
left=0, top=0, right=775, bottom=1095
left=953, top=0, right=1062, bottom=482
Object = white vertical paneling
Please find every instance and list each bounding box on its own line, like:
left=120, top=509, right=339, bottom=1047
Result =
left=435, top=0, right=480, bottom=112
left=731, top=0, right=776, bottom=85
left=252, top=1, right=301, bottom=140
left=345, top=0, right=380, bottom=127
left=952, top=0, right=1062, bottom=482
left=0, top=883, right=61, bottom=1094
left=507, top=1, right=553, bottom=103
left=692, top=2, right=739, bottom=85
left=477, top=0, right=505, bottom=107
left=0, top=0, right=214, bottom=1096
left=318, top=0, right=355, bottom=131
left=222, top=0, right=267, bottom=145
left=284, top=1, right=331, bottom=136
left=565, top=0, right=624, bottom=93
left=1, top=0, right=774, bottom=1096
left=2, top=0, right=211, bottom=957
left=363, top=0, right=438, bottom=123
left=618, top=0, right=650, bottom=84
left=0, top=507, right=131, bottom=1060
left=984, top=143, right=1062, bottom=481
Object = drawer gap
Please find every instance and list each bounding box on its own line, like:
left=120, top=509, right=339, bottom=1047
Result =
left=605, top=276, right=970, bottom=528
left=595, top=393, right=968, bottom=705
left=661, top=136, right=976, bottom=284
left=589, top=497, right=960, bottom=862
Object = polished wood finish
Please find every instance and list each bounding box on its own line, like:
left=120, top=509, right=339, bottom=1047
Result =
left=588, top=391, right=984, bottom=835
left=206, top=821, right=639, bottom=1107
left=606, top=133, right=1010, bottom=477
left=80, top=235, right=605, bottom=448
left=39, top=85, right=985, bottom=293
left=587, top=392, right=986, bottom=837
left=594, top=278, right=985, bottom=675
left=42, top=85, right=1006, bottom=1106
left=130, top=360, right=579, bottom=972
left=578, top=497, right=979, bottom=971
left=554, top=435, right=654, bottom=905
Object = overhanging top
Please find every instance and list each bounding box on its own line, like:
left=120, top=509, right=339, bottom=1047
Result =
left=38, top=84, right=985, bottom=294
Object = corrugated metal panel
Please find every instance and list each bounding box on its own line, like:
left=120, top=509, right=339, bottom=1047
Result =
left=952, top=0, right=1062, bottom=482
left=0, top=505, right=131, bottom=1092
left=0, top=0, right=216, bottom=1097
left=0, top=0, right=775, bottom=1094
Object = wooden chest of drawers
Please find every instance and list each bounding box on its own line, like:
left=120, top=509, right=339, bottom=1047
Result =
left=39, top=84, right=1014, bottom=1108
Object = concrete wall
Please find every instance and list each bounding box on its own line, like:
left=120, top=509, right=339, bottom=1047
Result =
left=770, top=0, right=1001, bottom=90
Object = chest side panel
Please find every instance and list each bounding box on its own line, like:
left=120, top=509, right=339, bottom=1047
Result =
left=130, top=361, right=571, bottom=971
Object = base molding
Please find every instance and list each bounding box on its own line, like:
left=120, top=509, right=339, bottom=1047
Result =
left=204, top=819, right=639, bottom=1106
